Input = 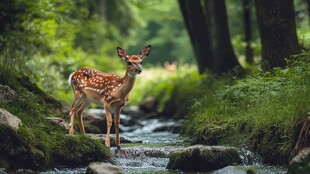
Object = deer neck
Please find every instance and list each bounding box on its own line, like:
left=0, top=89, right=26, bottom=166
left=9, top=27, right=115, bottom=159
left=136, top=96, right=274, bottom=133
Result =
left=118, top=69, right=136, bottom=98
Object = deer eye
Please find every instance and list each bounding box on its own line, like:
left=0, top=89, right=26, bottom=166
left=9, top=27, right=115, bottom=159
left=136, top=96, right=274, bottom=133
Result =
left=140, top=61, right=143, bottom=65
left=127, top=62, right=132, bottom=66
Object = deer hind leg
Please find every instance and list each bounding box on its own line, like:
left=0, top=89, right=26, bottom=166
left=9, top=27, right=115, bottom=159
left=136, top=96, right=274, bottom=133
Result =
left=69, top=108, right=76, bottom=135
left=103, top=102, right=112, bottom=148
left=69, top=92, right=86, bottom=135
left=77, top=100, right=89, bottom=135
left=114, top=106, right=122, bottom=149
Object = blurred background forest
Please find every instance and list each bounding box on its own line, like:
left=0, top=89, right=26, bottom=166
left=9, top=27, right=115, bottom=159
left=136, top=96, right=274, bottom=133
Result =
left=0, top=0, right=309, bottom=104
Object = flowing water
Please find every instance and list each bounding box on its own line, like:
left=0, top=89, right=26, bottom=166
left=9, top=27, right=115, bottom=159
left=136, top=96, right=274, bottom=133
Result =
left=111, top=131, right=186, bottom=173
left=42, top=110, right=288, bottom=174
left=111, top=118, right=287, bottom=174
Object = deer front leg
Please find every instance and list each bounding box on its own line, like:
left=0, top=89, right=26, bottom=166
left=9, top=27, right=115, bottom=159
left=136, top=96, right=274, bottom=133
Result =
left=104, top=102, right=112, bottom=148
left=114, top=106, right=122, bottom=149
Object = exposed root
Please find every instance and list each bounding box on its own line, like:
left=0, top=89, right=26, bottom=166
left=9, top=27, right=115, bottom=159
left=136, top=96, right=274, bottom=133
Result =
left=290, top=115, right=310, bottom=160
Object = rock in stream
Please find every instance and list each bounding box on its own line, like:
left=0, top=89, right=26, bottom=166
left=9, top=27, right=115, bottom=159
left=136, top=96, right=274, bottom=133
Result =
left=166, top=145, right=242, bottom=172
left=86, top=162, right=125, bottom=174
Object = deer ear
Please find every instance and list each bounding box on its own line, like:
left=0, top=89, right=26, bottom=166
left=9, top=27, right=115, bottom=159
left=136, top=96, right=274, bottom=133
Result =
left=139, top=45, right=151, bottom=59
left=117, top=47, right=127, bottom=60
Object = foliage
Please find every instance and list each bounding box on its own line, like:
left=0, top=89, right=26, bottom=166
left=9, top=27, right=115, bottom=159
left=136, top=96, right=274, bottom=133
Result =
left=1, top=0, right=309, bottom=102
left=0, top=0, right=140, bottom=101
left=182, top=52, right=310, bottom=164
left=0, top=0, right=196, bottom=103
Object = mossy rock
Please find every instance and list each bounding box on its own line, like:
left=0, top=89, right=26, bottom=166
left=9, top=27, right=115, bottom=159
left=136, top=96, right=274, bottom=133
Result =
left=0, top=124, right=48, bottom=171
left=166, top=145, right=241, bottom=172
left=0, top=124, right=111, bottom=171
left=288, top=148, right=310, bottom=174
left=51, top=135, right=111, bottom=168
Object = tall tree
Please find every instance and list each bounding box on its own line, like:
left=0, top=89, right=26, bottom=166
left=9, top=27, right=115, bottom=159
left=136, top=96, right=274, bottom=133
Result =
left=204, top=0, right=240, bottom=73
left=179, top=0, right=213, bottom=73
left=242, top=0, right=253, bottom=64
left=179, top=0, right=240, bottom=74
left=255, top=0, right=300, bottom=68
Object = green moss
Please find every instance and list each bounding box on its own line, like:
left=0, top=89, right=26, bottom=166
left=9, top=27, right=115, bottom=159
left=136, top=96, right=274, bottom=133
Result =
left=0, top=125, right=48, bottom=171
left=167, top=146, right=241, bottom=172
left=167, top=150, right=192, bottom=170
left=0, top=121, right=111, bottom=171
left=246, top=167, right=257, bottom=174
left=51, top=135, right=111, bottom=168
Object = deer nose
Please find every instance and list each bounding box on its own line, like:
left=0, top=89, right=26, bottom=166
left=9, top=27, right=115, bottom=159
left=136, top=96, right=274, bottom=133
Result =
left=136, top=68, right=142, bottom=74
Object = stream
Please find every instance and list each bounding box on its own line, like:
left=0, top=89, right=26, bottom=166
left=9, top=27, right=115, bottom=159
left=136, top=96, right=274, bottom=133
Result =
left=110, top=119, right=287, bottom=174
left=42, top=109, right=288, bottom=174
left=111, top=132, right=185, bottom=173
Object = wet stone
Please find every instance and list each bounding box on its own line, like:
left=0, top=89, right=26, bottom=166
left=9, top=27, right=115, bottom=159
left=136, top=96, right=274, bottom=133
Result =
left=46, top=117, right=69, bottom=129
left=0, top=108, right=22, bottom=130
left=166, top=145, right=242, bottom=172
left=0, top=85, right=17, bottom=102
left=86, top=162, right=125, bottom=174
left=87, top=134, right=142, bottom=147
left=113, top=147, right=169, bottom=159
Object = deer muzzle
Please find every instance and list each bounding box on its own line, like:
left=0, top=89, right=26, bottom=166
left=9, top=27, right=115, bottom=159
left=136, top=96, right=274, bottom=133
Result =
left=136, top=68, right=142, bottom=74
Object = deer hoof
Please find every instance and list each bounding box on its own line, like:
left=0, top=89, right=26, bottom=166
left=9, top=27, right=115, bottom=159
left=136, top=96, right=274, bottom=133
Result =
left=116, top=144, right=121, bottom=149
left=115, top=147, right=121, bottom=154
left=69, top=129, right=75, bottom=136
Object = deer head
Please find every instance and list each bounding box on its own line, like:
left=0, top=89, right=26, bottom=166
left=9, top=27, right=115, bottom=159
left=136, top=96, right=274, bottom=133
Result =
left=117, top=45, right=151, bottom=77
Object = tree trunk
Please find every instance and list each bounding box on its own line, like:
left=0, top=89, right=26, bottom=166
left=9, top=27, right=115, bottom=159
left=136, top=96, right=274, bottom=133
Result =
left=179, top=0, right=213, bottom=74
left=255, top=0, right=300, bottom=69
left=242, top=0, right=253, bottom=64
left=204, top=0, right=240, bottom=73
